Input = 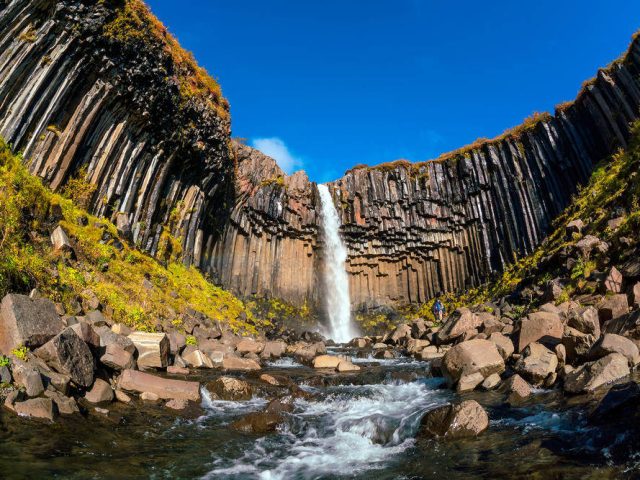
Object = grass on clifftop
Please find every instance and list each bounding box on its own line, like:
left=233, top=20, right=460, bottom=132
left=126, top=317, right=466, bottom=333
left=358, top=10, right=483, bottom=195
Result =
left=0, top=139, right=263, bottom=334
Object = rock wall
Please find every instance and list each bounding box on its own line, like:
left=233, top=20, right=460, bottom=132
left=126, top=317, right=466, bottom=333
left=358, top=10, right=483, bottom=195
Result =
left=1, top=0, right=640, bottom=312
left=0, top=0, right=233, bottom=265
left=327, top=37, right=640, bottom=309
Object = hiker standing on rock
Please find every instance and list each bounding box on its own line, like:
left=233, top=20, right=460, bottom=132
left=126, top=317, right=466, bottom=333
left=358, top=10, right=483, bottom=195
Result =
left=433, top=297, right=445, bottom=323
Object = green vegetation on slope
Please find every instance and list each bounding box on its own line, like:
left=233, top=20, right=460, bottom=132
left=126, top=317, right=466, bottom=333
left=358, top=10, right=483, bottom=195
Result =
left=0, top=139, right=264, bottom=334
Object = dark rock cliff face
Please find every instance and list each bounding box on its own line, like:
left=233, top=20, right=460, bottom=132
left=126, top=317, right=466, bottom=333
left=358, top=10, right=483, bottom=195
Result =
left=1, top=0, right=639, bottom=312
left=0, top=0, right=232, bottom=265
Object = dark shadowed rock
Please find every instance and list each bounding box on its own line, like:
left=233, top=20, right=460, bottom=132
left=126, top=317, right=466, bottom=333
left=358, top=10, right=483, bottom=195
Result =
left=0, top=294, right=63, bottom=353
left=419, top=400, right=488, bottom=439
left=45, top=389, right=79, bottom=415
left=589, top=381, right=640, bottom=425
left=564, top=353, right=630, bottom=394
left=12, top=362, right=44, bottom=397
left=34, top=327, right=95, bottom=387
left=230, top=411, right=283, bottom=434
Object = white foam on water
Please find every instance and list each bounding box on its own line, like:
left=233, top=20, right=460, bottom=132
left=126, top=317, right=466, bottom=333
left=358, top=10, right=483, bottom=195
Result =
left=266, top=357, right=305, bottom=368
left=317, top=184, right=358, bottom=343
left=203, top=380, right=451, bottom=479
left=199, top=386, right=267, bottom=420
left=350, top=354, right=429, bottom=367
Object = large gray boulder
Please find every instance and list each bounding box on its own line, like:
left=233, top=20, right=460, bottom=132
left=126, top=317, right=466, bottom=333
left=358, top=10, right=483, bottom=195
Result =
left=517, top=311, right=563, bottom=352
left=419, top=400, right=489, bottom=439
left=588, top=334, right=640, bottom=366
left=0, top=294, right=63, bottom=354
left=34, top=327, right=95, bottom=387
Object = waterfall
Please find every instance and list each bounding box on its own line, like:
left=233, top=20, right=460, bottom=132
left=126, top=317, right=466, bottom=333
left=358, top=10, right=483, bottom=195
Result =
left=318, top=184, right=357, bottom=343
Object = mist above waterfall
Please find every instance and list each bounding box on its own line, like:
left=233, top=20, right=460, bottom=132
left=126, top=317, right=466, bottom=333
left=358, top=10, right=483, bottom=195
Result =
left=318, top=184, right=357, bottom=343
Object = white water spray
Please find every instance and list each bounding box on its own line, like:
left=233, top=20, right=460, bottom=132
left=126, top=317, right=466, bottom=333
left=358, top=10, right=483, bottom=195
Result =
left=318, top=184, right=357, bottom=343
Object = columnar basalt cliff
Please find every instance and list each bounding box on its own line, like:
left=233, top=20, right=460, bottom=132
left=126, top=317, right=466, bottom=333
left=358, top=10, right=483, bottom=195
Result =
left=0, top=0, right=233, bottom=267
left=327, top=37, right=640, bottom=309
left=0, top=0, right=639, bottom=312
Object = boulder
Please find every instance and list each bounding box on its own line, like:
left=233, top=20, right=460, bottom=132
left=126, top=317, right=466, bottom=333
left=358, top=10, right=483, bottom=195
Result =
left=406, top=338, right=431, bottom=355
left=488, top=332, right=514, bottom=360
left=389, top=324, right=412, bottom=344
left=166, top=398, right=189, bottom=410
left=411, top=320, right=428, bottom=339
left=605, top=267, right=624, bottom=293
left=589, top=334, right=640, bottom=366
left=567, top=306, right=600, bottom=337
left=167, top=365, right=189, bottom=375
left=230, top=411, right=283, bottom=434
left=566, top=219, right=584, bottom=235
left=14, top=397, right=55, bottom=421
left=564, top=353, right=630, bottom=394
left=34, top=327, right=94, bottom=387
left=94, top=326, right=135, bottom=354
left=457, top=372, right=485, bottom=392
left=287, top=342, right=325, bottom=361
left=562, top=326, right=596, bottom=363
left=182, top=348, right=214, bottom=368
left=69, top=321, right=100, bottom=349
left=420, top=345, right=444, bottom=360
left=115, top=390, right=132, bottom=403
left=118, top=369, right=200, bottom=401
left=50, top=226, right=72, bottom=253
left=100, top=343, right=135, bottom=371
left=442, top=339, right=505, bottom=388
left=222, top=355, right=261, bottom=371
left=337, top=360, right=361, bottom=372
left=84, top=378, right=114, bottom=404
left=589, top=381, right=640, bottom=425
left=111, top=323, right=132, bottom=336
left=481, top=373, right=501, bottom=390
left=313, top=355, right=341, bottom=369
left=0, top=294, right=64, bottom=353
left=437, top=308, right=481, bottom=344
left=499, top=374, right=532, bottom=404
left=12, top=363, right=44, bottom=397
left=419, top=400, right=489, bottom=439
left=167, top=331, right=186, bottom=355
left=575, top=235, right=608, bottom=258
left=517, top=311, right=564, bottom=352
left=128, top=332, right=169, bottom=369
left=236, top=338, right=265, bottom=355
left=141, top=392, right=160, bottom=402
left=515, top=343, right=558, bottom=386
left=44, top=389, right=79, bottom=415
left=598, top=294, right=629, bottom=323
left=207, top=376, right=253, bottom=401
left=260, top=341, right=287, bottom=359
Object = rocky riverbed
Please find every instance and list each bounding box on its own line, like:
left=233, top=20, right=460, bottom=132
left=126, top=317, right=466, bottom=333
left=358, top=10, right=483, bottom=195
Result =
left=1, top=285, right=640, bottom=478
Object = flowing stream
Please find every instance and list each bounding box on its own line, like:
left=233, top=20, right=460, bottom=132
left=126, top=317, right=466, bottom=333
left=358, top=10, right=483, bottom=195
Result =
left=0, top=348, right=637, bottom=479
left=318, top=184, right=357, bottom=343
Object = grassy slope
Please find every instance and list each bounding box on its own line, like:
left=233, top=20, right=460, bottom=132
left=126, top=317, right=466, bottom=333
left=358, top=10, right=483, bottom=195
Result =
left=0, top=139, right=266, bottom=334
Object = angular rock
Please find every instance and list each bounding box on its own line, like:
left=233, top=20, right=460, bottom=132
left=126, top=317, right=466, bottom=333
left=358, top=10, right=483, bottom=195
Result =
left=12, top=363, right=44, bottom=397
left=457, top=372, right=485, bottom=392
left=481, top=373, right=501, bottom=390
left=488, top=332, right=514, bottom=360
left=420, top=345, right=444, bottom=360
left=564, top=353, right=630, bottom=394
left=562, top=326, right=596, bottom=363
left=222, top=355, right=261, bottom=371
left=128, top=332, right=169, bottom=369
left=515, top=342, right=558, bottom=386
left=166, top=398, right=189, bottom=410
left=236, top=338, right=265, bottom=354
left=230, top=411, right=283, bottom=434
left=260, top=340, right=287, bottom=359
left=0, top=294, right=64, bottom=353
left=605, top=267, right=624, bottom=293
left=598, top=294, right=629, bottom=323
left=118, top=369, right=200, bottom=401
left=499, top=374, right=532, bottom=404
left=437, top=308, right=481, bottom=344
left=141, top=391, right=160, bottom=402
left=14, top=397, right=55, bottom=421
left=207, top=376, right=252, bottom=401
left=313, top=355, right=341, bottom=369
left=167, top=365, right=189, bottom=375
left=84, top=378, right=114, bottom=404
left=517, top=311, right=564, bottom=351
left=94, top=326, right=135, bottom=354
left=567, top=306, right=600, bottom=337
left=419, top=400, right=489, bottom=439
left=70, top=321, right=100, bottom=349
left=34, top=327, right=94, bottom=387
left=100, top=343, right=135, bottom=371
left=589, top=334, right=640, bottom=366
left=337, top=360, right=361, bottom=372
left=182, top=349, right=214, bottom=368
left=115, top=390, right=132, bottom=403
left=389, top=324, right=412, bottom=345
left=442, top=339, right=505, bottom=387
left=50, top=226, right=72, bottom=253
left=44, top=389, right=79, bottom=415
left=167, top=331, right=186, bottom=355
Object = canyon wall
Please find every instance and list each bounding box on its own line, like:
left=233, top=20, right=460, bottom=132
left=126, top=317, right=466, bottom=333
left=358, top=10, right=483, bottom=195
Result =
left=1, top=0, right=639, bottom=311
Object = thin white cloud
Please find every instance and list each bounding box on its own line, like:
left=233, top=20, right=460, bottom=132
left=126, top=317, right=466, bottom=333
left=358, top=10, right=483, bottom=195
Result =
left=251, top=137, right=304, bottom=175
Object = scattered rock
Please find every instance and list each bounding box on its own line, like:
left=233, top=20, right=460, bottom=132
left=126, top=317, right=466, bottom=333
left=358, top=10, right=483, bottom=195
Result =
left=141, top=391, right=160, bottom=402
left=34, top=327, right=95, bottom=387
left=50, top=226, right=72, bottom=253
left=517, top=311, right=564, bottom=351
left=182, top=348, right=214, bottom=368
left=437, top=308, right=481, bottom=344
left=100, top=343, right=135, bottom=371
left=481, top=373, right=501, bottom=390
left=488, top=332, right=514, bottom=360
left=259, top=374, right=280, bottom=386
left=165, top=398, right=189, bottom=410
left=604, top=267, right=624, bottom=293
left=564, top=353, right=630, bottom=394
left=260, top=341, right=287, bottom=359
left=567, top=306, right=600, bottom=337
left=14, top=397, right=55, bottom=421
left=12, top=363, right=44, bottom=397
left=236, top=338, right=265, bottom=355
left=44, top=389, right=79, bottom=415
left=167, top=365, right=189, bottom=375
left=515, top=342, right=558, bottom=386
left=312, top=355, right=341, bottom=369
left=115, top=389, right=132, bottom=403
left=589, top=334, right=640, bottom=366
left=128, top=332, right=169, bottom=369
left=419, top=400, right=489, bottom=439
left=84, top=378, right=114, bottom=404
left=337, top=360, right=360, bottom=372
left=207, top=376, right=252, bottom=400
left=389, top=324, right=412, bottom=344
left=442, top=339, right=505, bottom=389
left=598, top=294, right=629, bottom=323
left=0, top=294, right=64, bottom=353
left=222, top=355, right=261, bottom=371
left=230, top=411, right=283, bottom=434
left=118, top=369, right=200, bottom=401
left=499, top=374, right=532, bottom=404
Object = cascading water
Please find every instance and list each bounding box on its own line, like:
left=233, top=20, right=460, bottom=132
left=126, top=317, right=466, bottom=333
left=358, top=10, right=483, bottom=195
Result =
left=317, top=184, right=357, bottom=343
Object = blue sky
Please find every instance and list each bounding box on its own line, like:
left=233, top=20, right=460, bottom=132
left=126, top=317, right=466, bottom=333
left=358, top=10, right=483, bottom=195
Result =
left=147, top=0, right=640, bottom=182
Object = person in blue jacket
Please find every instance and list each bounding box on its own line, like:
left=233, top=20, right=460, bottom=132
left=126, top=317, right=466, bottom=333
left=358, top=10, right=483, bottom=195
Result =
left=432, top=296, right=446, bottom=323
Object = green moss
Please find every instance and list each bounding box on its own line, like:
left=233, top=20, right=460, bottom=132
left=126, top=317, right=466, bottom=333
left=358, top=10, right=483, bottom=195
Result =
left=11, top=346, right=28, bottom=361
